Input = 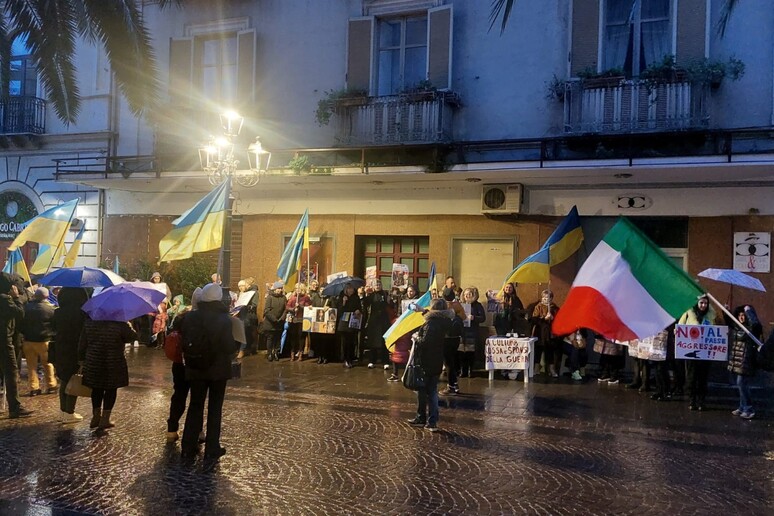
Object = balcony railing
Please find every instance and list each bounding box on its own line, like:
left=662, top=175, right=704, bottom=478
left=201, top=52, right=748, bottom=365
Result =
left=333, top=91, right=460, bottom=146
left=0, top=96, right=45, bottom=134
left=564, top=79, right=708, bottom=134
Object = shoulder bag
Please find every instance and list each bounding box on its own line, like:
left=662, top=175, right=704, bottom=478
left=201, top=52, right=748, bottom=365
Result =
left=401, top=342, right=426, bottom=391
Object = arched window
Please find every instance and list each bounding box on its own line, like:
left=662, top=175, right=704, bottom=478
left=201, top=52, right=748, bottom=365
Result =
left=10, top=34, right=37, bottom=96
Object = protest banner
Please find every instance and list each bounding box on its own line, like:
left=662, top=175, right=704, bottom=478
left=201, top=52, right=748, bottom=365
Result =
left=391, top=263, right=408, bottom=289
left=485, top=336, right=536, bottom=383
left=365, top=265, right=378, bottom=288
left=303, top=306, right=337, bottom=334
left=674, top=324, right=728, bottom=361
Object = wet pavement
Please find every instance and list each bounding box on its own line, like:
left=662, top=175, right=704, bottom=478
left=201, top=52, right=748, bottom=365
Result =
left=1, top=347, right=773, bottom=515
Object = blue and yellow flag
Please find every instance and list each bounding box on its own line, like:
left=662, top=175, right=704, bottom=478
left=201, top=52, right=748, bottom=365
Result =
left=30, top=242, right=66, bottom=274
left=500, top=205, right=584, bottom=286
left=158, top=182, right=228, bottom=263
left=3, top=249, right=31, bottom=284
left=383, top=261, right=436, bottom=350
left=9, top=199, right=78, bottom=251
left=62, top=225, right=85, bottom=267
left=277, top=209, right=309, bottom=286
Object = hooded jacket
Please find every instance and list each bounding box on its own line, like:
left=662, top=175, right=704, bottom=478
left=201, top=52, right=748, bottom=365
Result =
left=415, top=309, right=453, bottom=376
left=182, top=300, right=238, bottom=381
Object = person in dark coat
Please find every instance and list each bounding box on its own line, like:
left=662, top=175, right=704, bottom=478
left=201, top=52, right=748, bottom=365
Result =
left=407, top=299, right=452, bottom=432
left=727, top=305, right=762, bottom=419
left=9, top=274, right=29, bottom=375
left=336, top=283, right=362, bottom=368
left=260, top=282, right=286, bottom=362
left=51, top=287, right=89, bottom=424
left=459, top=286, right=486, bottom=378
left=79, top=318, right=137, bottom=430
left=165, top=287, right=199, bottom=443
left=0, top=272, right=32, bottom=418
left=21, top=287, right=57, bottom=396
left=363, top=280, right=392, bottom=369
left=180, top=283, right=238, bottom=462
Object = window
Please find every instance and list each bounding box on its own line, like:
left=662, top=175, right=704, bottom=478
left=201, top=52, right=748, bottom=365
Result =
left=10, top=34, right=37, bottom=96
left=195, top=34, right=238, bottom=105
left=603, top=0, right=672, bottom=76
left=376, top=16, right=428, bottom=96
left=357, top=236, right=430, bottom=290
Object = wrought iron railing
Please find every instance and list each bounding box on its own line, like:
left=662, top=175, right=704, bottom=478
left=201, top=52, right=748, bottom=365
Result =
left=0, top=96, right=45, bottom=134
left=564, top=79, right=709, bottom=134
left=333, top=91, right=460, bottom=145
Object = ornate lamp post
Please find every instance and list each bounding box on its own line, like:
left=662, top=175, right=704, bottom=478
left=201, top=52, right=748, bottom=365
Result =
left=198, top=111, right=270, bottom=290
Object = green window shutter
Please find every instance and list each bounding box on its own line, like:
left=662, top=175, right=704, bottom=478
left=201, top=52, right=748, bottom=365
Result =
left=571, top=0, right=600, bottom=75
left=428, top=5, right=453, bottom=90
left=237, top=29, right=256, bottom=108
left=169, top=37, right=193, bottom=106
left=676, top=0, right=706, bottom=63
left=347, top=17, right=374, bottom=93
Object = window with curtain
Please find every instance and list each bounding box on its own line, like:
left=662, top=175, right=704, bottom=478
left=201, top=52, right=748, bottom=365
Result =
left=10, top=34, right=37, bottom=96
left=603, top=0, right=671, bottom=76
left=376, top=16, right=428, bottom=96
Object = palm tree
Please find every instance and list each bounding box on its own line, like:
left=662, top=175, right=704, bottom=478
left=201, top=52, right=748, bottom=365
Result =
left=490, top=0, right=738, bottom=37
left=0, top=0, right=182, bottom=124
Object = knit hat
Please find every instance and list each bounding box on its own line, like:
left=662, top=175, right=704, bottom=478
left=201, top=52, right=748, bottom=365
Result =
left=151, top=271, right=161, bottom=280
left=272, top=281, right=285, bottom=290
left=190, top=287, right=203, bottom=309
left=200, top=283, right=223, bottom=303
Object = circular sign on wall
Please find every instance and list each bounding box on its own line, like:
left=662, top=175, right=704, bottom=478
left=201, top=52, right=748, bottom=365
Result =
left=0, top=191, right=39, bottom=240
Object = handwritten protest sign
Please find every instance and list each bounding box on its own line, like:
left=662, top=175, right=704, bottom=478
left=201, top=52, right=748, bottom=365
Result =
left=485, top=337, right=532, bottom=370
left=674, top=324, right=728, bottom=361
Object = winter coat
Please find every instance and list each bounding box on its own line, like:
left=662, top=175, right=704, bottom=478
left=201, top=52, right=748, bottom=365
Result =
left=286, top=293, right=312, bottom=322
left=79, top=320, right=137, bottom=390
left=21, top=299, right=56, bottom=342
left=309, top=290, right=325, bottom=308
left=0, top=291, right=25, bottom=346
left=261, top=292, right=287, bottom=333
left=336, top=293, right=362, bottom=333
left=51, top=288, right=89, bottom=380
left=728, top=324, right=758, bottom=376
left=415, top=310, right=453, bottom=376
left=364, top=290, right=392, bottom=348
left=182, top=301, right=238, bottom=382
left=531, top=302, right=560, bottom=343
left=463, top=301, right=486, bottom=341
left=677, top=305, right=717, bottom=326
left=494, top=294, right=526, bottom=336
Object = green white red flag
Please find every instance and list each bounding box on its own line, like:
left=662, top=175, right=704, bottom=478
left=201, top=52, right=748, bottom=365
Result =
left=553, top=218, right=703, bottom=341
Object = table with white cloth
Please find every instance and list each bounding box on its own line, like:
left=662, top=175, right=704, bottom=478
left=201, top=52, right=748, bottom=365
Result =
left=485, top=336, right=537, bottom=383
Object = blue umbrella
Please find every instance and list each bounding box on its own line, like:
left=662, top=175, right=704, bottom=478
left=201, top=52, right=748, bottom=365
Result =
left=82, top=282, right=167, bottom=322
left=279, top=319, right=289, bottom=355
left=698, top=268, right=766, bottom=292
left=322, top=276, right=364, bottom=297
left=39, top=266, right=125, bottom=288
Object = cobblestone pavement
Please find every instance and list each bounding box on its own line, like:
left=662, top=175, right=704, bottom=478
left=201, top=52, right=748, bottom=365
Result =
left=1, top=347, right=773, bottom=515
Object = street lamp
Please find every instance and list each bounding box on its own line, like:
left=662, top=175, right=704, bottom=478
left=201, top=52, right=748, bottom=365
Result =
left=198, top=111, right=271, bottom=290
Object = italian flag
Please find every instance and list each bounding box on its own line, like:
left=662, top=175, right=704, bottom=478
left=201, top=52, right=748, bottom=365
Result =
left=553, top=218, right=703, bottom=341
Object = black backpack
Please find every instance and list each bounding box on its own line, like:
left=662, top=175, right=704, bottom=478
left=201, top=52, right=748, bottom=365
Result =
left=182, top=315, right=213, bottom=370
left=757, top=332, right=774, bottom=372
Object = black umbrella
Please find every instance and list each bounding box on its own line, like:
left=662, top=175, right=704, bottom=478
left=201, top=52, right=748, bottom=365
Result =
left=322, top=276, right=364, bottom=297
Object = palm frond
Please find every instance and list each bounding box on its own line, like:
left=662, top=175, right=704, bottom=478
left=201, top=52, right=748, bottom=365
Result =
left=716, top=0, right=739, bottom=37
left=489, top=0, right=515, bottom=35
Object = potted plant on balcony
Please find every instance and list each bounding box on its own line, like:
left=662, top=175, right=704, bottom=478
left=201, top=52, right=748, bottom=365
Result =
left=545, top=74, right=567, bottom=102
left=685, top=57, right=745, bottom=89
left=577, top=67, right=626, bottom=88
left=315, top=88, right=368, bottom=126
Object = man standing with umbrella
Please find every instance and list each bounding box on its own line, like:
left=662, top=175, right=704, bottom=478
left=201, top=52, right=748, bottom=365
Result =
left=180, top=283, right=238, bottom=462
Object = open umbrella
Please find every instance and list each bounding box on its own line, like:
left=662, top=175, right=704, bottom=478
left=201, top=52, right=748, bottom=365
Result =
left=322, top=276, right=364, bottom=297
left=38, top=266, right=125, bottom=288
left=698, top=268, right=766, bottom=292
left=82, top=282, right=167, bottom=322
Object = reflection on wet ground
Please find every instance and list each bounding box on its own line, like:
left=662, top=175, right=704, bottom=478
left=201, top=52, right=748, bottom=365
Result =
left=1, top=347, right=772, bottom=515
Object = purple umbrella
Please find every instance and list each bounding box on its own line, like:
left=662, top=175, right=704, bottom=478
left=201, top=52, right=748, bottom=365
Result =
left=82, top=282, right=167, bottom=322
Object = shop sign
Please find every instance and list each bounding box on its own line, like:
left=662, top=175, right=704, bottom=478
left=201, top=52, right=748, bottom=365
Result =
left=0, top=191, right=38, bottom=240
left=733, top=232, right=770, bottom=273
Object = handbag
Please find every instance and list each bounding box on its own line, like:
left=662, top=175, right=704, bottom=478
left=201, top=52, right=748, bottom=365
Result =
left=164, top=330, right=183, bottom=362
left=401, top=342, right=426, bottom=391
left=65, top=371, right=92, bottom=398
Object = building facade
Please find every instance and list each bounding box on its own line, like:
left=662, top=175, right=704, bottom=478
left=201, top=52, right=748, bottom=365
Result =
left=2, top=0, right=773, bottom=323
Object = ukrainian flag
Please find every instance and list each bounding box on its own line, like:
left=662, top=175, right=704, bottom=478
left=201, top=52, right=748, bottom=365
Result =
left=9, top=199, right=79, bottom=251
left=383, top=261, right=436, bottom=350
left=3, top=249, right=31, bottom=284
left=158, top=182, right=228, bottom=263
left=62, top=225, right=86, bottom=267
left=277, top=209, right=309, bottom=285
left=30, top=242, right=66, bottom=274
left=500, top=205, right=584, bottom=286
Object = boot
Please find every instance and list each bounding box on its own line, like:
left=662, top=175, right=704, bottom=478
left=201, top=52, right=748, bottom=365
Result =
left=99, top=409, right=115, bottom=429
left=90, top=407, right=102, bottom=429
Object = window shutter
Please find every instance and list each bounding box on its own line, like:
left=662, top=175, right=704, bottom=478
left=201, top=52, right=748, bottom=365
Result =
left=676, top=0, right=706, bottom=63
left=237, top=29, right=256, bottom=108
left=347, top=17, right=374, bottom=92
left=428, top=5, right=453, bottom=90
left=169, top=37, right=193, bottom=106
left=571, top=0, right=600, bottom=75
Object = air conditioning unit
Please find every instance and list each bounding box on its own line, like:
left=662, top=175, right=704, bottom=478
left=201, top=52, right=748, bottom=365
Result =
left=481, top=184, right=522, bottom=214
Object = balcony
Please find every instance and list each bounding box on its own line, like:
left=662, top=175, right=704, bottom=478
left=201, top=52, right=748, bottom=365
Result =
left=332, top=91, right=460, bottom=146
left=563, top=79, right=708, bottom=134
left=0, top=96, right=45, bottom=135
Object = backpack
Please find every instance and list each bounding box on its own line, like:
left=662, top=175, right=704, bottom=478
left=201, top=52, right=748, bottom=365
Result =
left=182, top=316, right=213, bottom=370
left=757, top=332, right=774, bottom=372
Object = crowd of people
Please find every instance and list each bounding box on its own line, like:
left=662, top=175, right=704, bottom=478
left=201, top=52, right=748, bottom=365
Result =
left=0, top=269, right=769, bottom=449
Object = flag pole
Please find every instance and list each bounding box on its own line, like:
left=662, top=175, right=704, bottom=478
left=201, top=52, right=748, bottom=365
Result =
left=705, top=292, right=763, bottom=349
left=219, top=177, right=234, bottom=290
